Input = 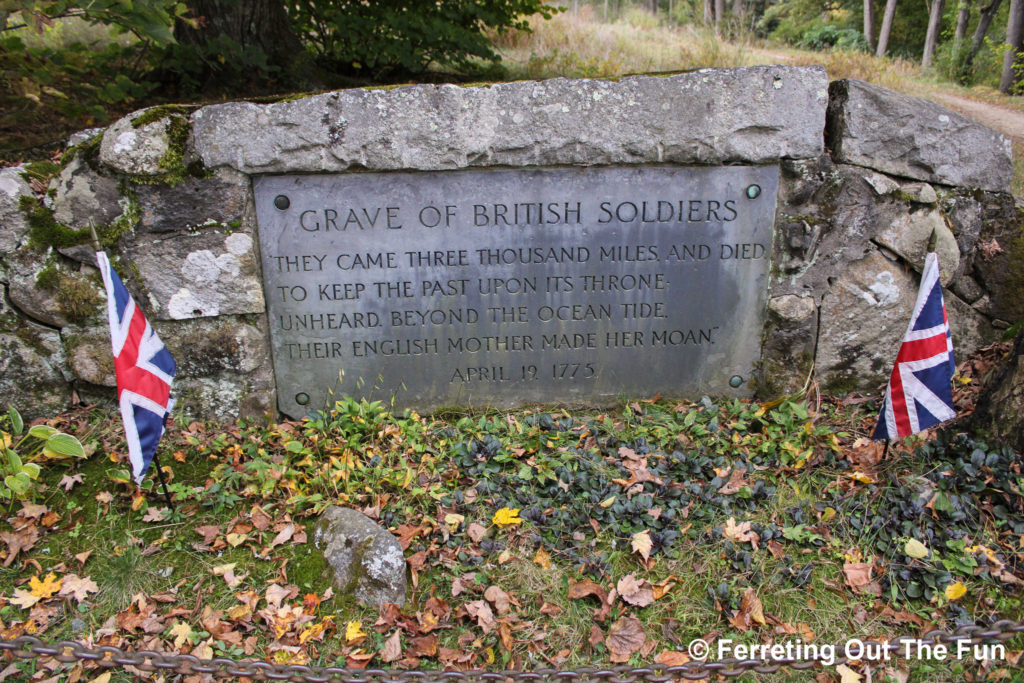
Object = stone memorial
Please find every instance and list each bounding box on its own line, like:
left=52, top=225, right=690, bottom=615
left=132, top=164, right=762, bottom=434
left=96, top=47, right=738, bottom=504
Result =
left=0, top=68, right=1018, bottom=420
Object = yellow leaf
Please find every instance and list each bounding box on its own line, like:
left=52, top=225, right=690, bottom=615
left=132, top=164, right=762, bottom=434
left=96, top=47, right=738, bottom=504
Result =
left=631, top=530, right=653, bottom=561
left=345, top=620, right=366, bottom=644
left=492, top=507, right=522, bottom=528
left=945, top=582, right=967, bottom=601
left=904, top=538, right=929, bottom=559
left=533, top=547, right=552, bottom=570
left=169, top=620, right=192, bottom=649
left=598, top=496, right=616, bottom=508
left=444, top=513, right=465, bottom=532
left=836, top=664, right=862, bottom=683
left=226, top=533, right=248, bottom=547
left=89, top=673, right=112, bottom=683
left=821, top=507, right=837, bottom=522
left=850, top=472, right=874, bottom=484
left=29, top=572, right=62, bottom=599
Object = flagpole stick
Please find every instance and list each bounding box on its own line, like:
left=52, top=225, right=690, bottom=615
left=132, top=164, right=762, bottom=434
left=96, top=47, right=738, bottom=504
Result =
left=152, top=453, right=175, bottom=512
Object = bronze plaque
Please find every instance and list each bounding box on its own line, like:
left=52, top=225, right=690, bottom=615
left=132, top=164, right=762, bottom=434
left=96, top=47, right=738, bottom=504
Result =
left=254, top=165, right=778, bottom=417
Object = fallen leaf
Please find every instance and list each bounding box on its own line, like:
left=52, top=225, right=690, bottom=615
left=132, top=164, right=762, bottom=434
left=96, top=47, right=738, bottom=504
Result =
left=58, top=574, right=98, bottom=603
left=409, top=633, right=439, bottom=658
left=451, top=573, right=476, bottom=597
left=631, top=530, right=653, bottom=562
left=728, top=588, right=766, bottom=632
left=169, top=620, right=193, bottom=649
left=484, top=585, right=514, bottom=615
left=74, top=550, right=92, bottom=566
left=843, top=562, right=873, bottom=590
left=617, top=575, right=654, bottom=607
left=10, top=588, right=39, bottom=609
left=465, top=600, right=496, bottom=633
left=654, top=650, right=691, bottom=666
left=718, top=467, right=749, bottom=495
left=723, top=518, right=759, bottom=548
left=568, top=579, right=608, bottom=603
left=213, top=563, right=246, bottom=588
left=836, top=664, right=863, bottom=683
left=270, top=523, right=295, bottom=548
left=533, top=547, right=552, bottom=569
left=945, top=582, right=967, bottom=601
left=467, top=522, right=486, bottom=543
left=226, top=532, right=249, bottom=548
left=59, top=473, right=83, bottom=492
left=0, top=528, right=38, bottom=567
left=904, top=538, right=929, bottom=559
left=142, top=507, right=170, bottom=523
left=345, top=620, right=367, bottom=645
left=605, top=616, right=645, bottom=663
left=492, top=507, right=522, bottom=528
left=381, top=630, right=402, bottom=663
left=29, top=573, right=62, bottom=600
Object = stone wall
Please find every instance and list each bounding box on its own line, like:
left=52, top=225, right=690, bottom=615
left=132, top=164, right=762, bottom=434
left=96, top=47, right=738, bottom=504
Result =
left=0, top=67, right=1018, bottom=421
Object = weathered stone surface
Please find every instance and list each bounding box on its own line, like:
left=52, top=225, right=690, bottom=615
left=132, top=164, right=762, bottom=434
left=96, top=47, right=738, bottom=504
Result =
left=945, top=290, right=1000, bottom=357
left=826, top=79, right=1013, bottom=193
left=968, top=328, right=1024, bottom=451
left=312, top=506, right=406, bottom=607
left=99, top=108, right=176, bottom=176
left=192, top=66, right=828, bottom=173
left=873, top=207, right=959, bottom=286
left=5, top=250, right=104, bottom=328
left=136, top=169, right=250, bottom=233
left=0, top=294, right=71, bottom=420
left=0, top=166, right=32, bottom=253
left=900, top=182, right=938, bottom=205
left=816, top=250, right=918, bottom=393
left=51, top=158, right=124, bottom=230
left=971, top=203, right=1024, bottom=323
left=759, top=295, right=818, bottom=395
left=152, top=315, right=274, bottom=420
left=127, top=230, right=264, bottom=320
left=62, top=325, right=116, bottom=387
left=952, top=275, right=984, bottom=304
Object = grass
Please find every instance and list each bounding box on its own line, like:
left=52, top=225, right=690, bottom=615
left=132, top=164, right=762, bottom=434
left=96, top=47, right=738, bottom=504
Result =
left=0, top=394, right=1020, bottom=681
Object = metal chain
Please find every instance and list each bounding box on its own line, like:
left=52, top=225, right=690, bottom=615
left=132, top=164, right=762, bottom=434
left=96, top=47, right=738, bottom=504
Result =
left=1, top=619, right=1022, bottom=681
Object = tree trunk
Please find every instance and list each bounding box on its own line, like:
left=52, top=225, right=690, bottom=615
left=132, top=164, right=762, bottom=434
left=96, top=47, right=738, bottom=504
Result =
left=864, top=0, right=877, bottom=53
left=175, top=0, right=303, bottom=84
left=715, top=0, right=726, bottom=27
left=955, top=0, right=972, bottom=40
left=1000, top=0, right=1024, bottom=92
left=922, top=0, right=947, bottom=67
left=962, top=0, right=1004, bottom=76
left=649, top=0, right=658, bottom=13
left=876, top=0, right=898, bottom=56
left=733, top=0, right=743, bottom=18
left=704, top=0, right=713, bottom=23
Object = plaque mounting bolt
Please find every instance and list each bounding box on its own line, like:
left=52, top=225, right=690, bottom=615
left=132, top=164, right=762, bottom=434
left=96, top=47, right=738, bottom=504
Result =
left=295, top=392, right=310, bottom=406
left=274, top=195, right=291, bottom=210
left=729, top=375, right=744, bottom=388
left=745, top=184, right=761, bottom=200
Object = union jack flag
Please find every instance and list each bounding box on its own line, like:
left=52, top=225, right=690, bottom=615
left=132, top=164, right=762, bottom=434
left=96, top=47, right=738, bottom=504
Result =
left=872, top=252, right=956, bottom=439
left=98, top=251, right=177, bottom=484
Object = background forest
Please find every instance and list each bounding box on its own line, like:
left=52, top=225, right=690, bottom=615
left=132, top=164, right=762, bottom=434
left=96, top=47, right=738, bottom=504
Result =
left=0, top=0, right=1021, bottom=165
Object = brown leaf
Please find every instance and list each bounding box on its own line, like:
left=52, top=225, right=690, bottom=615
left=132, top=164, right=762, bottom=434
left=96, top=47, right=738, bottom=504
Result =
left=728, top=588, right=766, bottom=632
left=722, top=518, right=759, bottom=549
left=484, top=585, right=514, bottom=615
left=466, top=523, right=487, bottom=543
left=617, top=575, right=654, bottom=607
left=718, top=468, right=749, bottom=495
left=381, top=630, right=403, bottom=663
left=1, top=527, right=38, bottom=567
left=847, top=438, right=885, bottom=469
left=843, top=562, right=873, bottom=590
left=533, top=547, right=552, bottom=569
left=568, top=579, right=608, bottom=603
left=540, top=601, right=563, bottom=615
left=605, top=616, right=645, bottom=662
left=194, top=525, right=221, bottom=546
left=409, top=633, right=438, bottom=658
left=142, top=507, right=170, bottom=523
left=655, top=650, right=691, bottom=666
left=59, top=474, right=83, bottom=492
left=451, top=573, right=476, bottom=597
left=270, top=523, right=295, bottom=548
left=464, top=600, right=496, bottom=634
left=249, top=506, right=272, bottom=532
left=58, top=574, right=98, bottom=603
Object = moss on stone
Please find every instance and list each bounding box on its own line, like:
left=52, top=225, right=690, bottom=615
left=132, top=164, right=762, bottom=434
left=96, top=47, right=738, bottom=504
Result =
left=19, top=161, right=60, bottom=186
left=130, top=105, right=193, bottom=129
left=20, top=195, right=91, bottom=250
left=60, top=131, right=104, bottom=167
left=54, top=273, right=102, bottom=325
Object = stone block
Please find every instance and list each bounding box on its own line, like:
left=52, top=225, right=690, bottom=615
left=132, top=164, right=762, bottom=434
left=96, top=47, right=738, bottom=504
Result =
left=826, top=79, right=1013, bottom=193
left=51, top=158, right=124, bottom=230
left=5, top=250, right=105, bottom=328
left=0, top=166, right=32, bottom=253
left=135, top=169, right=250, bottom=234
left=0, top=294, right=71, bottom=420
left=873, top=207, right=959, bottom=286
left=312, top=506, right=407, bottom=607
left=99, top=107, right=186, bottom=177
left=192, top=66, right=828, bottom=174
left=127, top=230, right=264, bottom=320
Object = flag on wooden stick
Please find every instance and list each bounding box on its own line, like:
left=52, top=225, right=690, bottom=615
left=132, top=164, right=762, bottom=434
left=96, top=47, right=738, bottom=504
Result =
left=97, top=251, right=177, bottom=484
left=872, top=252, right=956, bottom=439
